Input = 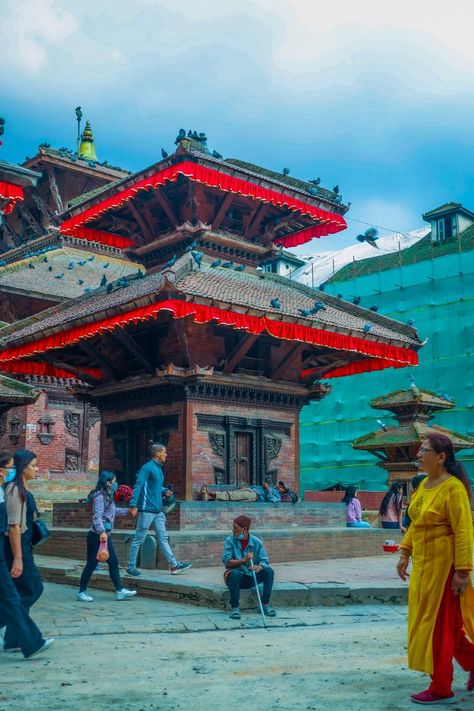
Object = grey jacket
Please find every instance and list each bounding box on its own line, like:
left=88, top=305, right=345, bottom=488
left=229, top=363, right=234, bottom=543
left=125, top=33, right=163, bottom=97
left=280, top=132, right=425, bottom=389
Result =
left=222, top=533, right=270, bottom=577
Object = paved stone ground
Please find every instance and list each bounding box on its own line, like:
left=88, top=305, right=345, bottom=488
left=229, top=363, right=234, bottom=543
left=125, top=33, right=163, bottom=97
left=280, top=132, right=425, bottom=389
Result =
left=1, top=582, right=473, bottom=711
left=35, top=554, right=409, bottom=607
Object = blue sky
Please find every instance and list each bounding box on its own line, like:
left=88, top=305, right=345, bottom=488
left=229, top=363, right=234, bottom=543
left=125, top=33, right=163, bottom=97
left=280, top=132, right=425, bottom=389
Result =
left=1, top=0, right=473, bottom=254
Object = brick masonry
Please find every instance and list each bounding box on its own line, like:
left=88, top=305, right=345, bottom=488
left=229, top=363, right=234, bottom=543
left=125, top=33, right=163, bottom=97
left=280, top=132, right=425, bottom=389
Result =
left=304, top=490, right=386, bottom=510
left=38, top=526, right=403, bottom=568
left=52, top=501, right=346, bottom=531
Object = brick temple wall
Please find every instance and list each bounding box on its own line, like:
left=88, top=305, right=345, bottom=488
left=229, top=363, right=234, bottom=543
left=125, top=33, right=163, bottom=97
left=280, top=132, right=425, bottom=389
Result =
left=0, top=392, right=100, bottom=479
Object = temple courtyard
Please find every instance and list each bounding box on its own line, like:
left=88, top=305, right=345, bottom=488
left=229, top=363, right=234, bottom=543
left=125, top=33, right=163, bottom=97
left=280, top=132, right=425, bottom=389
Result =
left=2, top=559, right=473, bottom=711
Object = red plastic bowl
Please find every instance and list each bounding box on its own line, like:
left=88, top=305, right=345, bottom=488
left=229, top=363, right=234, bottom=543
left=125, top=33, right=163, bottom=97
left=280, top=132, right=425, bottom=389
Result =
left=383, top=544, right=399, bottom=553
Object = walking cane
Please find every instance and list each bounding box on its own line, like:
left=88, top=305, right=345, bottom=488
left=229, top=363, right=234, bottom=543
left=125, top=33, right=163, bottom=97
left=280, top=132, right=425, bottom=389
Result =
left=247, top=546, right=267, bottom=628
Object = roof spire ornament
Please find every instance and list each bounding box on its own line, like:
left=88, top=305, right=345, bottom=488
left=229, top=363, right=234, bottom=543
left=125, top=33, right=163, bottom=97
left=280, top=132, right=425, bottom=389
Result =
left=79, top=120, right=97, bottom=161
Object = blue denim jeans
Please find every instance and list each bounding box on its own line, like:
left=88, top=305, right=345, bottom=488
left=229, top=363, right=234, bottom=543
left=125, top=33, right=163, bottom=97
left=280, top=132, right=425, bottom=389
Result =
left=128, top=511, right=177, bottom=568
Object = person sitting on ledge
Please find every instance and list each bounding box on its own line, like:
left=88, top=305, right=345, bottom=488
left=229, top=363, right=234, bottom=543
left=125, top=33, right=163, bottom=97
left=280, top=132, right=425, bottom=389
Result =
left=342, top=485, right=371, bottom=528
left=223, top=514, right=276, bottom=620
left=200, top=481, right=296, bottom=503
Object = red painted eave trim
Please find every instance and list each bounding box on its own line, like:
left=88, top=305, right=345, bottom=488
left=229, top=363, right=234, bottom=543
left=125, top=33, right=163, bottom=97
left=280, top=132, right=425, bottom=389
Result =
left=60, top=161, right=346, bottom=248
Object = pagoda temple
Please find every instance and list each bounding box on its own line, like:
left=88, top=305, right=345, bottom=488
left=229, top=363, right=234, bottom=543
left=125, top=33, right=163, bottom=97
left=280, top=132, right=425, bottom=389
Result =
left=0, top=120, right=136, bottom=476
left=352, top=386, right=474, bottom=490
left=0, top=130, right=423, bottom=498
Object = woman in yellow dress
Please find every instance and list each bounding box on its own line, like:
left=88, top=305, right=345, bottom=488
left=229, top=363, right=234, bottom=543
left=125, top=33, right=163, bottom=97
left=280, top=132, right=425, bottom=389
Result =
left=397, top=432, right=474, bottom=705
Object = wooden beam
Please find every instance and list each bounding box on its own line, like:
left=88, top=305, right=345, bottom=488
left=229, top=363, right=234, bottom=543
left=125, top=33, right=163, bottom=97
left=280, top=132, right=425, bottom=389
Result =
left=223, top=334, right=258, bottom=373
left=50, top=360, right=101, bottom=386
left=80, top=341, right=121, bottom=381
left=244, top=203, right=269, bottom=238
left=128, top=201, right=153, bottom=245
left=46, top=166, right=63, bottom=213
left=154, top=190, right=179, bottom=228
left=211, top=193, right=234, bottom=230
left=270, top=343, right=305, bottom=381
left=111, top=327, right=155, bottom=374
left=174, top=321, right=190, bottom=368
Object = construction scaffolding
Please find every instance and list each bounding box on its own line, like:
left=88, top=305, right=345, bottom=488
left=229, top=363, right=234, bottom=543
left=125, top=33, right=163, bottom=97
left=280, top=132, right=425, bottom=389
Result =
left=300, top=242, right=474, bottom=492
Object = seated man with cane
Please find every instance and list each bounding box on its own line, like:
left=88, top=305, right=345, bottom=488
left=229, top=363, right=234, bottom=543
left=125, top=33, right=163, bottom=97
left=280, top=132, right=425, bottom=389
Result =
left=222, top=514, right=276, bottom=620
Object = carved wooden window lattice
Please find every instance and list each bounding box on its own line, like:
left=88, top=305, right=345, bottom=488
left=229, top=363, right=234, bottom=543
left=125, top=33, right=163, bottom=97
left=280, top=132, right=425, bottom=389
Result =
left=0, top=413, right=7, bottom=436
left=37, top=414, right=55, bottom=445
left=265, top=436, right=282, bottom=461
left=64, top=411, right=81, bottom=438
left=65, top=450, right=80, bottom=471
left=208, top=432, right=225, bottom=459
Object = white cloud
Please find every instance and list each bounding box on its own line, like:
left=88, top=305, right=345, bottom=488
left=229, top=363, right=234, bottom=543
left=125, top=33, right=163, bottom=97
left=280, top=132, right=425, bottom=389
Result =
left=3, top=0, right=78, bottom=72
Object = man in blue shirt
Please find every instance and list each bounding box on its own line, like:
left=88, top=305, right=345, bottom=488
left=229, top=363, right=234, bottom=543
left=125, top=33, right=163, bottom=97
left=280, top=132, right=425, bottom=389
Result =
left=126, top=443, right=191, bottom=577
left=222, top=514, right=276, bottom=620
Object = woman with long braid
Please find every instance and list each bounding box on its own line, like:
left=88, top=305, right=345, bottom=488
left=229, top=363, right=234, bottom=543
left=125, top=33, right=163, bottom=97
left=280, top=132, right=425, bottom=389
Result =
left=397, top=432, right=474, bottom=704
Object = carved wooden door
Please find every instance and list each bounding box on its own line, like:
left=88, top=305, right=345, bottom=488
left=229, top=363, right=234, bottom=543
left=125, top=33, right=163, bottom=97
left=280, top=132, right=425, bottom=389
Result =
left=235, top=432, right=252, bottom=486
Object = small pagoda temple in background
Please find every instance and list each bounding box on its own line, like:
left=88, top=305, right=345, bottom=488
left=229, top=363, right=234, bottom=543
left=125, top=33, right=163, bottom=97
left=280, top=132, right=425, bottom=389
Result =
left=352, top=386, right=474, bottom=491
left=0, top=126, right=423, bottom=499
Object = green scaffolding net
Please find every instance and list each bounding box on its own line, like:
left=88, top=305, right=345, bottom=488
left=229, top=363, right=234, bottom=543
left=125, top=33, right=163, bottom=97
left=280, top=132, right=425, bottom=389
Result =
left=299, top=245, right=474, bottom=493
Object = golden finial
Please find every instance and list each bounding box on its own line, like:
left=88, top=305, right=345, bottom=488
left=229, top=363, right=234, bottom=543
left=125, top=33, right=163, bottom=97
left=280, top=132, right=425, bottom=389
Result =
left=79, top=120, right=97, bottom=161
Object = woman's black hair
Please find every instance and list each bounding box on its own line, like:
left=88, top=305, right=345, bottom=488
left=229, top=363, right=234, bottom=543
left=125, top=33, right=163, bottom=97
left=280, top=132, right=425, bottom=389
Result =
left=0, top=451, right=14, bottom=469
left=379, top=482, right=403, bottom=516
left=7, top=450, right=37, bottom=502
left=341, top=485, right=357, bottom=505
left=94, top=470, right=116, bottom=501
left=410, top=473, right=427, bottom=491
left=424, top=431, right=472, bottom=501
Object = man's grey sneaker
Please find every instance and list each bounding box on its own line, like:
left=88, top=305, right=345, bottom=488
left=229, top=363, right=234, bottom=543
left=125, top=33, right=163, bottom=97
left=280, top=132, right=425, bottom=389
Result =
left=25, top=638, right=55, bottom=659
left=116, top=588, right=137, bottom=601
left=263, top=605, right=276, bottom=617
left=170, top=561, right=192, bottom=575
left=229, top=608, right=241, bottom=620
left=126, top=566, right=141, bottom=577
left=77, top=591, right=93, bottom=602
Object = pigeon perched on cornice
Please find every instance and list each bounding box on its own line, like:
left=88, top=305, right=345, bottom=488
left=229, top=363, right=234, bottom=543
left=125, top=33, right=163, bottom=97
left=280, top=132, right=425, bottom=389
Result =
left=210, top=259, right=222, bottom=267
left=270, top=298, right=281, bottom=309
left=161, top=148, right=168, bottom=159
left=309, top=178, right=321, bottom=186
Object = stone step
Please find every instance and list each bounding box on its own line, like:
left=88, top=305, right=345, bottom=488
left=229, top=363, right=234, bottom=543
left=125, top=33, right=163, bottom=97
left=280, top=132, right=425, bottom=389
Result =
left=37, top=526, right=403, bottom=569
left=35, top=554, right=408, bottom=608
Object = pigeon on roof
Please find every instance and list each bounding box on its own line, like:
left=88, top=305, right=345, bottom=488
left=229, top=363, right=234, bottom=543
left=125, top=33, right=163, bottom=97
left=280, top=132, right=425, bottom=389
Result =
left=164, top=255, right=177, bottom=268
left=222, top=261, right=233, bottom=268
left=212, top=150, right=223, bottom=159
left=234, top=265, right=245, bottom=271
left=210, top=259, right=222, bottom=267
left=161, top=148, right=168, bottom=158
left=352, top=296, right=361, bottom=305
left=309, top=178, right=321, bottom=186
left=191, top=251, right=203, bottom=267
left=100, top=274, right=107, bottom=286
left=369, top=305, right=379, bottom=312
left=363, top=323, right=372, bottom=333
left=270, top=298, right=281, bottom=309
left=55, top=273, right=64, bottom=279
